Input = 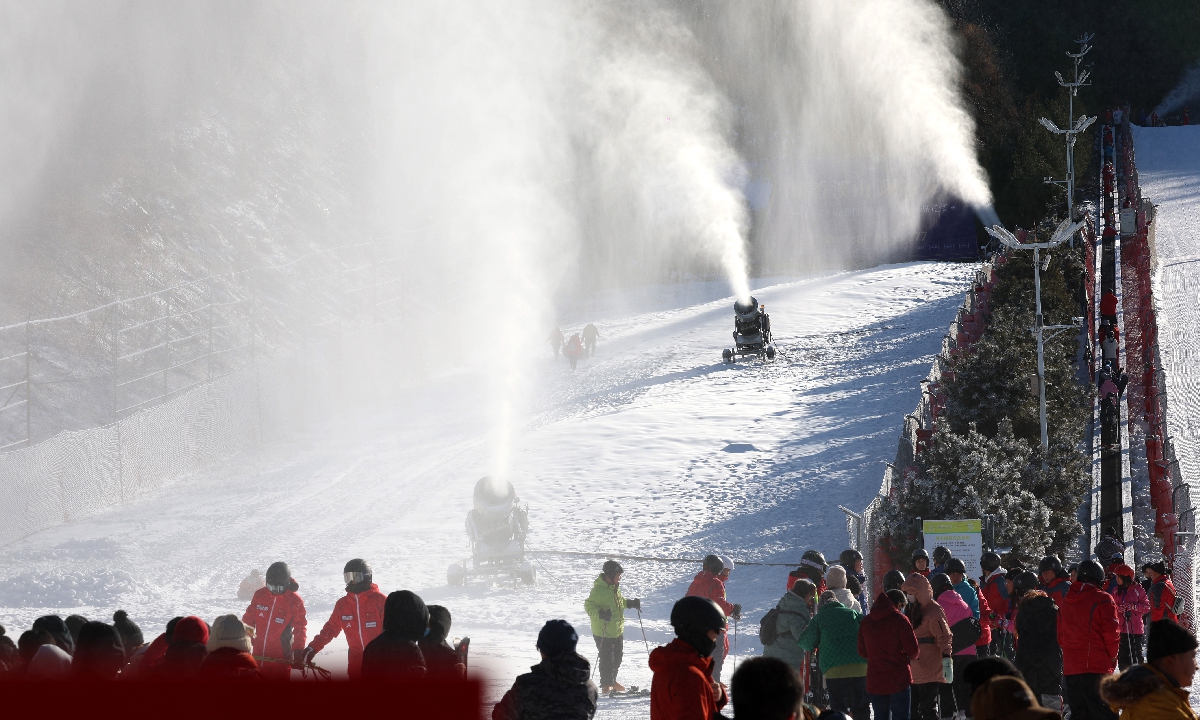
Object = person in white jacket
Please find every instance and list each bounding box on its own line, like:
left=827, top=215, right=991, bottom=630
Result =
left=825, top=565, right=863, bottom=613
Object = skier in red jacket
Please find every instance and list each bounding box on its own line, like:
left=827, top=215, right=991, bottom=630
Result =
left=1038, top=556, right=1072, bottom=607
left=980, top=552, right=1010, bottom=651
left=298, top=558, right=385, bottom=678
left=685, top=555, right=740, bottom=684
left=243, top=561, right=308, bottom=680
left=1100, top=292, right=1119, bottom=324
left=650, top=597, right=728, bottom=719
left=1145, top=561, right=1178, bottom=622
left=1058, top=561, right=1119, bottom=720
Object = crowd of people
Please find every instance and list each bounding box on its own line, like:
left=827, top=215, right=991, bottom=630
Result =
left=548, top=323, right=601, bottom=370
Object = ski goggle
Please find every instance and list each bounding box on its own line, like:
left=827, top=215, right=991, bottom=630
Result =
left=267, top=583, right=287, bottom=594
left=344, top=571, right=368, bottom=585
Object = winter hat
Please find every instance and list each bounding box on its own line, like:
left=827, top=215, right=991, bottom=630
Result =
left=790, top=578, right=817, bottom=599
left=971, top=676, right=1057, bottom=720
left=1112, top=564, right=1136, bottom=580
left=383, top=590, right=429, bottom=640
left=536, top=619, right=579, bottom=657
left=1146, top=619, right=1198, bottom=663
left=65, top=614, right=88, bottom=644
left=825, top=565, right=848, bottom=590
left=208, top=615, right=253, bottom=654
left=1148, top=560, right=1169, bottom=576
left=963, top=656, right=1024, bottom=694
left=172, top=616, right=210, bottom=645
left=73, top=621, right=126, bottom=680
left=32, top=615, right=74, bottom=656
left=427, top=605, right=452, bottom=643
left=112, top=610, right=143, bottom=650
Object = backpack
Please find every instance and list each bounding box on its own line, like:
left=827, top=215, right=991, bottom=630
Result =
left=759, top=607, right=802, bottom=645
left=949, top=617, right=982, bottom=653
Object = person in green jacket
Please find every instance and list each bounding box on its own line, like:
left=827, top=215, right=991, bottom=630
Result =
left=798, top=592, right=869, bottom=720
left=584, top=560, right=642, bottom=694
left=763, top=578, right=816, bottom=671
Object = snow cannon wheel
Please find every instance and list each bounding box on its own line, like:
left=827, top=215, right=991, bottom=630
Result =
left=447, top=562, right=467, bottom=587
left=722, top=348, right=733, bottom=364
left=518, top=561, right=536, bottom=586
left=766, top=345, right=776, bottom=361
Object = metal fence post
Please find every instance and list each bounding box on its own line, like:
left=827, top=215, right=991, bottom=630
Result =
left=25, top=320, right=32, bottom=446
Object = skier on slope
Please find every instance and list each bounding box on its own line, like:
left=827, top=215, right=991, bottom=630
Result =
left=298, top=558, right=386, bottom=679
left=564, top=333, right=584, bottom=370
left=583, top=560, right=642, bottom=695
left=548, top=327, right=564, bottom=359
left=686, top=554, right=741, bottom=685
left=238, top=569, right=265, bottom=601
left=242, top=561, right=307, bottom=680
left=582, top=323, right=600, bottom=357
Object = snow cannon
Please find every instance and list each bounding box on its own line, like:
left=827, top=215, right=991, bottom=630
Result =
left=447, top=477, right=534, bottom=587
left=723, top=295, right=775, bottom=363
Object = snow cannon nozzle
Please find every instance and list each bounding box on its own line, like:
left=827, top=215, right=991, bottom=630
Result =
left=733, top=296, right=759, bottom=315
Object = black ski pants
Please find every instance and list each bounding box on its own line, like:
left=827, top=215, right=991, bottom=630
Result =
left=594, top=635, right=623, bottom=687
left=1118, top=633, right=1144, bottom=670
left=1064, top=673, right=1118, bottom=720
left=910, top=682, right=940, bottom=720
left=826, top=676, right=870, bottom=720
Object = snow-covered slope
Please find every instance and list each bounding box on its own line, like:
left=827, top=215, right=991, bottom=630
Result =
left=1130, top=125, right=1200, bottom=512
left=0, top=261, right=972, bottom=715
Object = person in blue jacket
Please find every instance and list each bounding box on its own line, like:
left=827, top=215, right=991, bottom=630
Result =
left=946, top=558, right=980, bottom=619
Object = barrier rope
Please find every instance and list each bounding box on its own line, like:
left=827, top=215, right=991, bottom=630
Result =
left=528, top=550, right=804, bottom=567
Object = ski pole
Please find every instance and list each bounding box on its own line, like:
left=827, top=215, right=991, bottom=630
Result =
left=637, top=607, right=651, bottom=655
left=732, top=617, right=738, bottom=674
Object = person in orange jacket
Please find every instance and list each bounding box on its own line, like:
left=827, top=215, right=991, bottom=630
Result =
left=298, top=558, right=385, bottom=679
left=686, top=554, right=740, bottom=684
left=243, top=561, right=307, bottom=680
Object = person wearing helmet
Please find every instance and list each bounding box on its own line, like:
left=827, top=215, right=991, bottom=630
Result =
left=584, top=559, right=642, bottom=694
left=1037, top=557, right=1071, bottom=608
left=840, top=549, right=868, bottom=611
left=911, top=549, right=931, bottom=577
left=931, top=547, right=952, bottom=577
left=882, top=570, right=906, bottom=593
left=242, top=561, right=307, bottom=680
left=930, top=573, right=976, bottom=717
left=979, top=552, right=1009, bottom=656
left=798, top=585, right=869, bottom=720
left=686, top=555, right=740, bottom=684
left=1110, top=564, right=1151, bottom=669
left=1010, top=571, right=1062, bottom=710
left=649, top=597, right=728, bottom=718
left=1058, top=560, right=1119, bottom=720
left=299, top=559, right=385, bottom=679
left=944, top=559, right=980, bottom=621
left=789, top=550, right=829, bottom=593
left=1145, top=561, right=1178, bottom=623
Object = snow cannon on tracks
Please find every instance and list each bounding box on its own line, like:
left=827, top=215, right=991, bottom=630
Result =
left=722, top=296, right=775, bottom=363
left=447, top=476, right=535, bottom=587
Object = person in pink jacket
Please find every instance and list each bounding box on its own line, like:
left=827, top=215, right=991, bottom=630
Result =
left=932, top=573, right=974, bottom=718
left=1110, top=564, right=1151, bottom=669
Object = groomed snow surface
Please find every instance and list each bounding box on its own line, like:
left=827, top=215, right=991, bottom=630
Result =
left=0, top=261, right=973, bottom=717
left=1130, top=125, right=1200, bottom=514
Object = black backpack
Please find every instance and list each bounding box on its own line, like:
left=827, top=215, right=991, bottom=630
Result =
left=759, top=607, right=802, bottom=645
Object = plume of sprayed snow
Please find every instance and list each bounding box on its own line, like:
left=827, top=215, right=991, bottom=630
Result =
left=1154, top=62, right=1200, bottom=118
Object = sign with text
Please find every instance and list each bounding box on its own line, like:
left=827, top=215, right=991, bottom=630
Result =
left=923, top=519, right=983, bottom=579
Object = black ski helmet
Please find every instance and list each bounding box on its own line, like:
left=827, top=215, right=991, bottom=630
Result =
left=911, top=548, right=930, bottom=562
left=1038, top=556, right=1063, bottom=576
left=670, top=596, right=726, bottom=634
left=883, top=569, right=906, bottom=592
left=602, top=560, right=624, bottom=577
left=1013, top=571, right=1039, bottom=594
left=839, top=549, right=863, bottom=567
left=945, top=558, right=967, bottom=575
left=801, top=550, right=828, bottom=572
left=1076, top=560, right=1105, bottom=585
left=703, top=555, right=724, bottom=574
left=344, top=558, right=372, bottom=587
left=266, top=561, right=290, bottom=587
left=932, top=546, right=952, bottom=566
left=980, top=552, right=1002, bottom=573
left=929, top=573, right=954, bottom=597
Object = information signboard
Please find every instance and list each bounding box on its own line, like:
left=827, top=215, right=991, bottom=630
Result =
left=923, top=519, right=983, bottom=579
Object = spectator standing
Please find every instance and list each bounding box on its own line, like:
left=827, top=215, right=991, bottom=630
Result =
left=0, top=625, right=15, bottom=675
left=979, top=553, right=1009, bottom=656
left=421, top=605, right=467, bottom=678
left=584, top=559, right=641, bottom=693
left=242, top=560, right=307, bottom=680
left=730, top=656, right=804, bottom=720
left=901, top=574, right=953, bottom=720
left=65, top=615, right=87, bottom=647
left=841, top=549, right=869, bottom=610
left=1011, top=571, right=1062, bottom=711
left=827, top=565, right=864, bottom=614
left=199, top=615, right=260, bottom=679
left=1038, top=557, right=1072, bottom=607
left=361, top=590, right=428, bottom=678
left=912, top=549, right=931, bottom=578
left=763, top=578, right=816, bottom=672
left=151, top=616, right=209, bottom=679
left=650, top=597, right=729, bottom=720
left=112, top=610, right=147, bottom=675
left=138, top=616, right=183, bottom=675
left=931, top=548, right=952, bottom=577
left=687, top=554, right=740, bottom=684
left=1059, top=560, right=1119, bottom=720
left=26, top=642, right=72, bottom=679
left=931, top=573, right=976, bottom=719
left=493, top=619, right=598, bottom=720
left=857, top=590, right=919, bottom=720
left=1100, top=619, right=1199, bottom=719
left=72, top=621, right=126, bottom=680
left=582, top=323, right=600, bottom=357
left=1110, top=564, right=1151, bottom=669
left=1146, top=561, right=1179, bottom=623
left=798, top=591, right=869, bottom=720
left=945, top=560, right=980, bottom=620
left=300, top=558, right=386, bottom=679
left=31, top=615, right=74, bottom=656
left=971, top=676, right=1058, bottom=720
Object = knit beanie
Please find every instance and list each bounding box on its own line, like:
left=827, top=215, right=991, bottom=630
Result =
left=65, top=615, right=88, bottom=644
left=536, top=619, right=578, bottom=656
left=825, top=564, right=848, bottom=590
left=1147, top=619, right=1198, bottom=663
left=207, top=614, right=253, bottom=653
left=112, top=610, right=144, bottom=650
left=383, top=590, right=429, bottom=640
left=172, top=616, right=210, bottom=645
left=32, top=615, right=74, bottom=656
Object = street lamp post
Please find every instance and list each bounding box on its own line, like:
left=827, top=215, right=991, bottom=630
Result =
left=1042, top=34, right=1095, bottom=245
left=985, top=218, right=1086, bottom=456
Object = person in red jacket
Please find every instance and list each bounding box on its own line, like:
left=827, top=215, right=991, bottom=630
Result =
left=980, top=552, right=1009, bottom=654
left=1100, top=291, right=1119, bottom=324
left=1145, top=561, right=1178, bottom=623
left=969, top=578, right=994, bottom=654
left=650, top=597, right=728, bottom=720
left=243, top=560, right=308, bottom=680
left=1058, top=561, right=1119, bottom=720
left=857, top=590, right=919, bottom=720
left=298, top=558, right=385, bottom=679
left=686, top=554, right=740, bottom=684
left=1038, top=556, right=1071, bottom=608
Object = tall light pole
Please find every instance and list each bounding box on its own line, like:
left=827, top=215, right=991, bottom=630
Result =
left=986, top=218, right=1086, bottom=455
left=1042, top=33, right=1095, bottom=243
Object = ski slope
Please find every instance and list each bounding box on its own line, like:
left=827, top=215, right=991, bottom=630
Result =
left=0, top=261, right=973, bottom=716
left=1130, top=125, right=1200, bottom=513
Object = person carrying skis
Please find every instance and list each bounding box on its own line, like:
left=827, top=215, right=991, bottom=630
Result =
left=686, top=554, right=740, bottom=684
left=242, top=561, right=307, bottom=680
left=650, top=597, right=729, bottom=720
left=582, top=323, right=600, bottom=357
left=565, top=333, right=584, bottom=370
left=583, top=560, right=642, bottom=694
left=298, top=558, right=385, bottom=679
left=548, top=327, right=564, bottom=359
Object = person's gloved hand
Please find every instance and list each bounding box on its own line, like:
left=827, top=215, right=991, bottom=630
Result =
left=731, top=604, right=742, bottom=620
left=599, top=609, right=613, bottom=622
left=626, top=598, right=641, bottom=611
left=294, top=646, right=316, bottom=669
